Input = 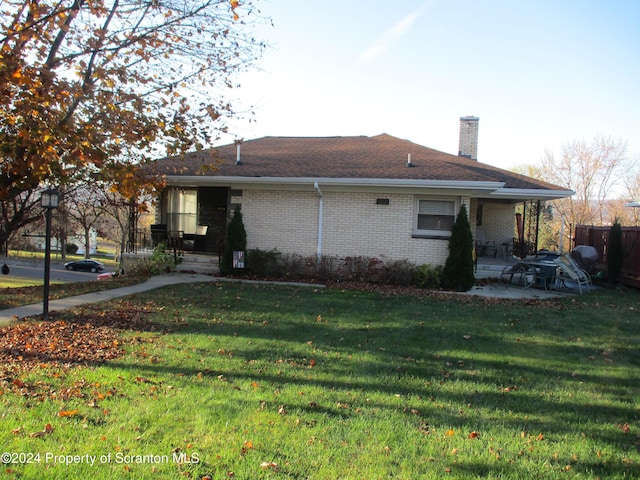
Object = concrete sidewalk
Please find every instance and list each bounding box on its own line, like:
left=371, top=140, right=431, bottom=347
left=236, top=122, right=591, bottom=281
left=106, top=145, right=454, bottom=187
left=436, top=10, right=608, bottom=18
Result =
left=0, top=273, right=218, bottom=325
left=0, top=271, right=569, bottom=326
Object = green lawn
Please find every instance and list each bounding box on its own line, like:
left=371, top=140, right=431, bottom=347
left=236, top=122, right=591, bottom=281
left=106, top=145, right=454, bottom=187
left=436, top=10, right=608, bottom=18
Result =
left=1, top=282, right=638, bottom=479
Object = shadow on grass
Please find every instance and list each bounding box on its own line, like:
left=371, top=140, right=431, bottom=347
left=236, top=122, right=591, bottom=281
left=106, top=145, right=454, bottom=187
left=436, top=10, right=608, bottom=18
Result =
left=56, top=282, right=640, bottom=467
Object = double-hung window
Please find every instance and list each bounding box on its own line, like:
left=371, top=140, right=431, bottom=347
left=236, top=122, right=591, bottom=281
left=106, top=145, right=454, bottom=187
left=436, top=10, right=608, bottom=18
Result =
left=414, top=198, right=457, bottom=238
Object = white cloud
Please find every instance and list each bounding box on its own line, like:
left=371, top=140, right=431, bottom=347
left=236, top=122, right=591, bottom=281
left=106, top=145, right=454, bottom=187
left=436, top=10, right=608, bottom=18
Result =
left=359, top=1, right=436, bottom=63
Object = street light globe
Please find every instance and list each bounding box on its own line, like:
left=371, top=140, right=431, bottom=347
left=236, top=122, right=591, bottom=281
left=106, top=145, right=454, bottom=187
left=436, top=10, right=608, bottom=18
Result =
left=41, top=189, right=59, bottom=209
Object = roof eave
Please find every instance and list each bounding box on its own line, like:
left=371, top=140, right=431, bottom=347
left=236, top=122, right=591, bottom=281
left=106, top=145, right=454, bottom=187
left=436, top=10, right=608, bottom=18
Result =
left=488, top=188, right=575, bottom=201
left=164, top=175, right=505, bottom=190
left=163, top=176, right=573, bottom=200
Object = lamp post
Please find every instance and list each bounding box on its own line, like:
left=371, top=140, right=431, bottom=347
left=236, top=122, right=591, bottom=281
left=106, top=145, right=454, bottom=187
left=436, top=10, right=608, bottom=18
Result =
left=41, top=189, right=59, bottom=320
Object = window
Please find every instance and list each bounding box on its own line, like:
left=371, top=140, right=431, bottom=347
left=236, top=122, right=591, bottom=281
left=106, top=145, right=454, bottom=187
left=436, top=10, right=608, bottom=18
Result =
left=414, top=198, right=457, bottom=237
left=166, top=189, right=197, bottom=234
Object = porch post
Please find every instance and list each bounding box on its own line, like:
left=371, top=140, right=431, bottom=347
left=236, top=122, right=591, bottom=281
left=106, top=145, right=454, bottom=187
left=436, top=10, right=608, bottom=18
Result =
left=520, top=201, right=527, bottom=258
left=534, top=200, right=541, bottom=253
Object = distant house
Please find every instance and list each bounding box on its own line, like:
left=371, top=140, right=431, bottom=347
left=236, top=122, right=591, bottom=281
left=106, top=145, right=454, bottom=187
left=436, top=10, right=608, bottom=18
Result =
left=149, top=117, right=573, bottom=266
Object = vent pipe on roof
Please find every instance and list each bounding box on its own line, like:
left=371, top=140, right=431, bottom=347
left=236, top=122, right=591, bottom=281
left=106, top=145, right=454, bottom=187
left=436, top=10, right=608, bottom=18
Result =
left=458, top=116, right=479, bottom=161
left=407, top=153, right=414, bottom=167
left=234, top=139, right=243, bottom=165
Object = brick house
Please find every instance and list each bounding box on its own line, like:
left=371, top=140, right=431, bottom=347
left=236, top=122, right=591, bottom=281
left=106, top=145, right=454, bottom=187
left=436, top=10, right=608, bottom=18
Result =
left=149, top=118, right=572, bottom=266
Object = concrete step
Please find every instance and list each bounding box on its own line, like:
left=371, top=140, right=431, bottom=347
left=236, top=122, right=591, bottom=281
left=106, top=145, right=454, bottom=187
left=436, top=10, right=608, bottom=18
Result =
left=176, top=254, right=220, bottom=275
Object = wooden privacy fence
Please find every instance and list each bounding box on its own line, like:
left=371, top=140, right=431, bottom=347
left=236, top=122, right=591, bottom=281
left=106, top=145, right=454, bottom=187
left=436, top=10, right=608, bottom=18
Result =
left=574, top=225, right=640, bottom=288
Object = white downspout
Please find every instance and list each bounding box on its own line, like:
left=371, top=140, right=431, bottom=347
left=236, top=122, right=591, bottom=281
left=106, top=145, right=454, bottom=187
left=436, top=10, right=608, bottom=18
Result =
left=313, top=182, right=323, bottom=261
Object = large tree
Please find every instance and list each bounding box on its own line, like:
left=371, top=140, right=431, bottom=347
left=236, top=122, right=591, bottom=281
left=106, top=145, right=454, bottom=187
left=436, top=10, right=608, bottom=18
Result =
left=0, top=0, right=265, bottom=251
left=540, top=135, right=628, bottom=227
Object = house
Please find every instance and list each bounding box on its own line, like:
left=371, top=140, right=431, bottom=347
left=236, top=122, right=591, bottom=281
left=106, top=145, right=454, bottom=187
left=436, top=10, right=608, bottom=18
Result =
left=149, top=117, right=573, bottom=267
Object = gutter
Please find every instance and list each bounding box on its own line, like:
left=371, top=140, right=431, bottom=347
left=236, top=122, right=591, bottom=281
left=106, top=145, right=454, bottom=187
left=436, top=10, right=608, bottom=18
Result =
left=488, top=188, right=575, bottom=200
left=313, top=182, right=323, bottom=261
left=164, top=175, right=573, bottom=200
left=165, top=175, right=505, bottom=190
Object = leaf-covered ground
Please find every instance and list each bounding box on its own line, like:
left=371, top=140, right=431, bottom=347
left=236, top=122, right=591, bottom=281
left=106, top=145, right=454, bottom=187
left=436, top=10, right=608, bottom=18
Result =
left=0, top=301, right=163, bottom=396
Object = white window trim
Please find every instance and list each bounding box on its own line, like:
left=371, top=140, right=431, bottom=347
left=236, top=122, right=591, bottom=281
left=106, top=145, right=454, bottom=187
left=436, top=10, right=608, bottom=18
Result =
left=412, top=197, right=459, bottom=239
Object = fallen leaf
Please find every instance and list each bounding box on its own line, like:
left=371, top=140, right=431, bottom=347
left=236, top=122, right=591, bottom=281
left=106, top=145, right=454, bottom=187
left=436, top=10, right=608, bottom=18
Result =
left=260, top=461, right=278, bottom=471
left=30, top=423, right=54, bottom=437
left=618, top=423, right=631, bottom=433
left=59, top=409, right=79, bottom=417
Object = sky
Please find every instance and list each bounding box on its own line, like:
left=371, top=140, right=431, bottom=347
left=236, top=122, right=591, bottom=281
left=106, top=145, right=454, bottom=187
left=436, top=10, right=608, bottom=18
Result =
left=219, top=0, right=640, bottom=171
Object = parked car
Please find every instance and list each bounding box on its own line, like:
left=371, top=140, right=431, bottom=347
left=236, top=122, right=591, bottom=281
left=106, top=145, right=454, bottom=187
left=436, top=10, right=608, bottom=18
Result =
left=64, top=259, right=105, bottom=273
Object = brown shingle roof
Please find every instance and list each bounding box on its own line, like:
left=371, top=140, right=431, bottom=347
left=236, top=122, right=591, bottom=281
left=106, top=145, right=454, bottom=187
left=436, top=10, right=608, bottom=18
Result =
left=153, top=134, right=567, bottom=192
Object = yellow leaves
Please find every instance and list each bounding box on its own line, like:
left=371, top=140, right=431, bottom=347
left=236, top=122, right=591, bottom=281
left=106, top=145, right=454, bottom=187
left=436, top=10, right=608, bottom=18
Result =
left=240, top=440, right=254, bottom=455
left=58, top=409, right=80, bottom=417
left=230, top=0, right=240, bottom=21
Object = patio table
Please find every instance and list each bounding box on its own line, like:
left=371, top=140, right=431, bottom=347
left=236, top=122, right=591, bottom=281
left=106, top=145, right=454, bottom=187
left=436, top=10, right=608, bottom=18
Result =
left=500, top=258, right=559, bottom=291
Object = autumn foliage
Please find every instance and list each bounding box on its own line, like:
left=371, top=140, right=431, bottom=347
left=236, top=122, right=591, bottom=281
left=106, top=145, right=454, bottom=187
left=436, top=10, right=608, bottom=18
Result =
left=0, top=0, right=265, bottom=244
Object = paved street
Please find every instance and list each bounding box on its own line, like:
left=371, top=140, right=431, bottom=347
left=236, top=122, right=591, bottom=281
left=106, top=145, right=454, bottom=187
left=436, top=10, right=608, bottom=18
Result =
left=0, top=258, right=112, bottom=284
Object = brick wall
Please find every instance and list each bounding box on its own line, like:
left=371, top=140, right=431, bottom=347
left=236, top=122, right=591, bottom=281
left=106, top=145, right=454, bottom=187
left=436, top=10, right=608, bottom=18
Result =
left=473, top=201, right=515, bottom=256
left=482, top=202, right=515, bottom=246
left=235, top=189, right=476, bottom=266
left=235, top=189, right=319, bottom=256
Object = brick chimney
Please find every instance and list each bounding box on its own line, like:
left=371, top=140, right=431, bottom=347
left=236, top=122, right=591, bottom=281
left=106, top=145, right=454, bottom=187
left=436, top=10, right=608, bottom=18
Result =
left=458, top=116, right=479, bottom=161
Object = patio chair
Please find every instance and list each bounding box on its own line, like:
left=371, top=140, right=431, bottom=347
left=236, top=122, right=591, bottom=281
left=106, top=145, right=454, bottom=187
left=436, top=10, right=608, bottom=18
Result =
left=500, top=262, right=532, bottom=287
left=553, top=254, right=592, bottom=294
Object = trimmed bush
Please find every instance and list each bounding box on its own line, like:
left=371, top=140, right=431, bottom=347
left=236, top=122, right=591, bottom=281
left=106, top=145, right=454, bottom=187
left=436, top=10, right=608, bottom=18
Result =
left=441, top=204, right=475, bottom=291
left=221, top=206, right=247, bottom=275
left=413, top=263, right=442, bottom=289
left=280, top=253, right=308, bottom=280
left=246, top=248, right=284, bottom=277
left=377, top=259, right=416, bottom=286
left=607, top=219, right=623, bottom=286
left=341, top=256, right=382, bottom=282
